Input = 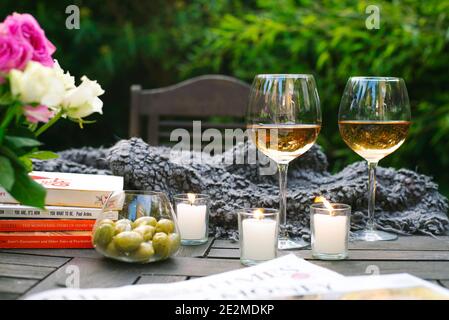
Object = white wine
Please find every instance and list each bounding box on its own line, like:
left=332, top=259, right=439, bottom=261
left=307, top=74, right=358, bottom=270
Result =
left=339, top=120, right=410, bottom=162
left=248, top=124, right=321, bottom=163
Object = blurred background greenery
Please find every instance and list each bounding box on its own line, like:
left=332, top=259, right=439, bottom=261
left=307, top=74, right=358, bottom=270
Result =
left=1, top=0, right=449, bottom=196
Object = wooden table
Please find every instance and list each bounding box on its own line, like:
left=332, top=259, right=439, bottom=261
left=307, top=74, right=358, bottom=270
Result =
left=1, top=236, right=449, bottom=299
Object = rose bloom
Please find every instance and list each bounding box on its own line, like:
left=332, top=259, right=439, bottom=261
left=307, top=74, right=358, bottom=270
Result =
left=9, top=61, right=65, bottom=108
left=62, top=76, right=105, bottom=118
left=0, top=32, right=32, bottom=72
left=2, top=13, right=55, bottom=67
left=23, top=104, right=54, bottom=123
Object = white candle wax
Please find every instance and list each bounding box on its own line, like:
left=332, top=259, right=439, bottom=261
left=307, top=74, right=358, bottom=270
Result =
left=312, top=213, right=348, bottom=254
left=176, top=203, right=207, bottom=240
left=242, top=218, right=277, bottom=261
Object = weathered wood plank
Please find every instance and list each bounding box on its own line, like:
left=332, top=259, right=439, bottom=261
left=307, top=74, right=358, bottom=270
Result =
left=0, top=249, right=100, bottom=259
left=135, top=275, right=187, bottom=285
left=0, top=292, right=19, bottom=300
left=0, top=252, right=69, bottom=268
left=0, top=239, right=215, bottom=260
left=349, top=236, right=449, bottom=251
left=208, top=248, right=449, bottom=261
left=211, top=240, right=239, bottom=249
left=24, top=256, right=243, bottom=298
left=207, top=248, right=239, bottom=259
left=177, top=238, right=214, bottom=258
left=212, top=236, right=449, bottom=251
left=24, top=258, right=144, bottom=297
left=314, top=260, right=449, bottom=280
left=0, top=277, right=37, bottom=294
left=139, top=257, right=243, bottom=277
left=0, top=263, right=55, bottom=280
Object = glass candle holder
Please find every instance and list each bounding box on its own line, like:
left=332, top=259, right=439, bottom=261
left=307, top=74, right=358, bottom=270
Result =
left=238, top=208, right=279, bottom=266
left=310, top=203, right=351, bottom=260
left=173, top=193, right=209, bottom=245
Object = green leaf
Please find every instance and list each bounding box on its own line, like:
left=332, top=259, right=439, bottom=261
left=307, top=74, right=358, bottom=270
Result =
left=0, top=145, right=27, bottom=170
left=0, top=91, right=13, bottom=105
left=0, top=127, right=4, bottom=144
left=26, top=151, right=59, bottom=160
left=0, top=156, right=14, bottom=191
left=4, top=136, right=42, bottom=148
left=9, top=170, right=46, bottom=209
left=18, top=156, right=33, bottom=172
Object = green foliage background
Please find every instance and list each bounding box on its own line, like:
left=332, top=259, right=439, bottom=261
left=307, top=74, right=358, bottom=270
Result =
left=1, top=0, right=449, bottom=196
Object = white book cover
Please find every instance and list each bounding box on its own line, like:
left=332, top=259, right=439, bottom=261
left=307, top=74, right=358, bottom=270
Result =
left=0, top=171, right=124, bottom=208
left=0, top=203, right=118, bottom=220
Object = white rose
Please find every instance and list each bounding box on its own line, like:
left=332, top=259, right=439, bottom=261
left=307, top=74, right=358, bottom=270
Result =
left=53, top=59, right=76, bottom=90
left=62, top=75, right=105, bottom=118
left=9, top=61, right=65, bottom=108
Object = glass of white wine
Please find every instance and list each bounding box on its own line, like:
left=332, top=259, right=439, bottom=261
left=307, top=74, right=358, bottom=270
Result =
left=246, top=74, right=322, bottom=250
left=338, top=76, right=411, bottom=241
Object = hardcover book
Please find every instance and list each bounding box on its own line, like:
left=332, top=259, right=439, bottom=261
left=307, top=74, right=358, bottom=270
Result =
left=0, top=203, right=118, bottom=220
left=0, top=231, right=93, bottom=249
left=0, top=219, right=96, bottom=232
left=0, top=171, right=124, bottom=208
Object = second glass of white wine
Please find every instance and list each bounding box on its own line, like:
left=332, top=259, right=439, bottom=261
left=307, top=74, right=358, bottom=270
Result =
left=247, top=74, right=322, bottom=250
left=338, top=76, right=411, bottom=241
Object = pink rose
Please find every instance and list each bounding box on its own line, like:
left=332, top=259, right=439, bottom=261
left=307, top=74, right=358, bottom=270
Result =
left=0, top=33, right=32, bottom=72
left=3, top=13, right=55, bottom=67
left=23, top=104, right=54, bottom=123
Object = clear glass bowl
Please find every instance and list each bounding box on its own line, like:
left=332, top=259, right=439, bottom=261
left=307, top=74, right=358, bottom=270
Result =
left=92, top=190, right=181, bottom=263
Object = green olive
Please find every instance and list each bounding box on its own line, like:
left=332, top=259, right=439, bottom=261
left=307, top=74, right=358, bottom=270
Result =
left=130, top=242, right=155, bottom=262
left=155, top=219, right=175, bottom=234
left=132, top=216, right=157, bottom=229
left=116, top=218, right=132, bottom=225
left=113, top=231, right=143, bottom=252
left=152, top=232, right=170, bottom=258
left=93, top=223, right=115, bottom=248
left=133, top=225, right=156, bottom=241
left=104, top=241, right=121, bottom=257
left=97, top=219, right=115, bottom=227
left=168, top=233, right=181, bottom=255
left=114, top=221, right=132, bottom=235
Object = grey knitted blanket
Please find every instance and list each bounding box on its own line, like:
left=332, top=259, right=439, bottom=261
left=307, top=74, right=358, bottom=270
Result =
left=34, top=138, right=449, bottom=240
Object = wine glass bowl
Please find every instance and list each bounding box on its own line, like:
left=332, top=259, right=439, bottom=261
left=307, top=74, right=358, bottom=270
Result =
left=246, top=74, right=322, bottom=250
left=338, top=76, right=411, bottom=241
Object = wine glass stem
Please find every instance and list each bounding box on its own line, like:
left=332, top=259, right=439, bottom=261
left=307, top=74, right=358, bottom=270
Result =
left=367, top=161, right=378, bottom=232
left=277, top=163, right=289, bottom=237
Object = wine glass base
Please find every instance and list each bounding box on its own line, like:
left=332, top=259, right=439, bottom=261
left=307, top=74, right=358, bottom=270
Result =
left=352, top=229, right=398, bottom=242
left=278, top=237, right=309, bottom=250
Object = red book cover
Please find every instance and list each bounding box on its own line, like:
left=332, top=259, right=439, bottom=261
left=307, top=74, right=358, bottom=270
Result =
left=0, top=220, right=96, bottom=232
left=0, top=231, right=93, bottom=248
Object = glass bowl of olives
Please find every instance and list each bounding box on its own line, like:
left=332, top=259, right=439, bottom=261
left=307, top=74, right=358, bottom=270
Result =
left=92, top=190, right=181, bottom=263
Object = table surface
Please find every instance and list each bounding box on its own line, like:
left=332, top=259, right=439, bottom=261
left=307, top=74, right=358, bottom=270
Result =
left=1, top=235, right=449, bottom=299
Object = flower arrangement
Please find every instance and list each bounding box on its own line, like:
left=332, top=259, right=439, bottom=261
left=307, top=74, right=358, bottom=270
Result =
left=0, top=13, right=104, bottom=208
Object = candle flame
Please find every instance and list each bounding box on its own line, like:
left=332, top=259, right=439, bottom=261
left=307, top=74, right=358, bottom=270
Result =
left=253, top=208, right=264, bottom=220
left=187, top=193, right=196, bottom=204
left=314, top=196, right=335, bottom=215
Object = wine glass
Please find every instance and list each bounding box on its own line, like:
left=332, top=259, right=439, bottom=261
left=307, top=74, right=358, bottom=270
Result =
left=246, top=74, right=322, bottom=250
left=338, top=77, right=411, bottom=241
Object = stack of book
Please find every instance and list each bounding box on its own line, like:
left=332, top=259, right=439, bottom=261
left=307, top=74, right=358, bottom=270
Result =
left=0, top=171, right=123, bottom=249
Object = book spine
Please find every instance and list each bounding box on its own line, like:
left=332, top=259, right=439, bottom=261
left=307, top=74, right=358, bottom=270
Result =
left=0, top=188, right=112, bottom=208
left=0, top=206, right=118, bottom=220
left=0, top=235, right=93, bottom=249
left=0, top=220, right=96, bottom=232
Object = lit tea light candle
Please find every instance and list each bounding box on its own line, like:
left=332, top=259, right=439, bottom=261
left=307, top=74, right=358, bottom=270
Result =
left=175, top=193, right=208, bottom=244
left=311, top=197, right=351, bottom=260
left=239, top=208, right=278, bottom=264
